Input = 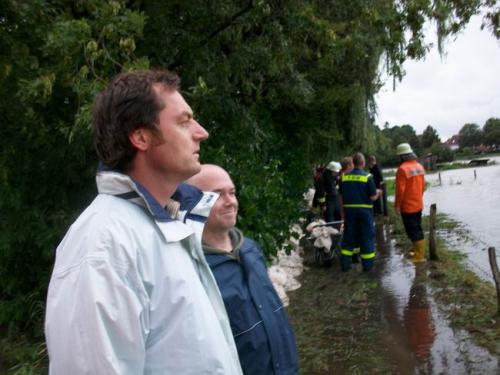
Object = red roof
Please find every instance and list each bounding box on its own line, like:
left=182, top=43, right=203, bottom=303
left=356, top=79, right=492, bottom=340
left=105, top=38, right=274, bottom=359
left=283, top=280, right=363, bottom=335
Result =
left=444, top=135, right=459, bottom=146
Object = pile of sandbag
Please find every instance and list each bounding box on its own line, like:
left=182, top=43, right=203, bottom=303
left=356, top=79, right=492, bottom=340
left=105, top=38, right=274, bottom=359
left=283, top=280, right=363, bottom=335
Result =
left=267, top=187, right=343, bottom=305
left=268, top=224, right=305, bottom=306
left=303, top=188, right=315, bottom=209
left=305, top=219, right=339, bottom=253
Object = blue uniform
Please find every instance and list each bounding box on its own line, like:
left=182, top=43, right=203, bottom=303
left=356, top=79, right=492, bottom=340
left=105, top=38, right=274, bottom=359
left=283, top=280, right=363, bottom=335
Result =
left=339, top=168, right=377, bottom=271
left=205, top=231, right=299, bottom=375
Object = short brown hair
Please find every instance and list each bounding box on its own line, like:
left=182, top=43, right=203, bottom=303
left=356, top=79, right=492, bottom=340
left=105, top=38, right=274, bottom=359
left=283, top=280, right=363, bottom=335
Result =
left=341, top=156, right=353, bottom=169
left=353, top=152, right=365, bottom=167
left=92, top=69, right=180, bottom=171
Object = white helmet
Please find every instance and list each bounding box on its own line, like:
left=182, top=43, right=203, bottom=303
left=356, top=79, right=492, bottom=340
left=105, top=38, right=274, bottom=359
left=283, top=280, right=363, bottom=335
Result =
left=326, top=161, right=341, bottom=172
left=396, top=143, right=413, bottom=155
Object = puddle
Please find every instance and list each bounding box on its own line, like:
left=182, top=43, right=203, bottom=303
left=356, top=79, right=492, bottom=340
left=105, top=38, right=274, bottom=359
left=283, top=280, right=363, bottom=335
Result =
left=375, top=224, right=499, bottom=374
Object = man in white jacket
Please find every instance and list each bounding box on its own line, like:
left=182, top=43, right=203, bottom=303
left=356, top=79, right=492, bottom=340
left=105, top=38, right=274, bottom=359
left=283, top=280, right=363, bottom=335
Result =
left=45, top=70, right=243, bottom=374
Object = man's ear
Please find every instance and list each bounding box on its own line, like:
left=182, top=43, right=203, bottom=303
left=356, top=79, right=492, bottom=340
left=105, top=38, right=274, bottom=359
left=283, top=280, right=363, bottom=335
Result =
left=129, top=128, right=151, bottom=151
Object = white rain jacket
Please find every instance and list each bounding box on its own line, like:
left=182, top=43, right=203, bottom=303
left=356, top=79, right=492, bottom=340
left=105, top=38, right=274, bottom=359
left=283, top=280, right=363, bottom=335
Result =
left=45, top=171, right=243, bottom=374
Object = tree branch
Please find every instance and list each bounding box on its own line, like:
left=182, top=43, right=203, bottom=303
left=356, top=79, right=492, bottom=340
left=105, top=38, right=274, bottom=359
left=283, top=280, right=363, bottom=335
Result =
left=198, top=0, right=255, bottom=48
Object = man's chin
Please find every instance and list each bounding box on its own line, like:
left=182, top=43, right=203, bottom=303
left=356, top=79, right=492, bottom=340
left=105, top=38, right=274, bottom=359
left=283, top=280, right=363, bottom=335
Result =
left=219, top=218, right=237, bottom=229
left=184, top=164, right=202, bottom=179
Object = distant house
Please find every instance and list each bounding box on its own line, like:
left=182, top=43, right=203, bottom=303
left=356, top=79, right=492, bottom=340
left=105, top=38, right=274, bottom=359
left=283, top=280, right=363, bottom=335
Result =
left=444, top=135, right=459, bottom=151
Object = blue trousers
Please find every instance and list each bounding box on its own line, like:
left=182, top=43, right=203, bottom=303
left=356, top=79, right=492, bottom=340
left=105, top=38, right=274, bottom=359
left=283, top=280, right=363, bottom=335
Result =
left=324, top=196, right=342, bottom=223
left=341, top=208, right=375, bottom=271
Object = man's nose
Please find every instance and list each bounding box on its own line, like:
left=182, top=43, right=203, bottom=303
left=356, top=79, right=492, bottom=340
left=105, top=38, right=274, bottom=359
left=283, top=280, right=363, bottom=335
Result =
left=193, top=121, right=209, bottom=141
left=223, top=195, right=237, bottom=206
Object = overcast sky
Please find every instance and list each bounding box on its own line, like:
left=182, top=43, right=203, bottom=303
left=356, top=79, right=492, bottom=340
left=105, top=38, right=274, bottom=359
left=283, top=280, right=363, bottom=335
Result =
left=375, top=15, right=500, bottom=141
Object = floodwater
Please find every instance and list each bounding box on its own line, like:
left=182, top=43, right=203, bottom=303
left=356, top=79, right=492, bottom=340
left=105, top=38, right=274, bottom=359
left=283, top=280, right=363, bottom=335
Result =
left=376, top=223, right=499, bottom=374
left=423, top=156, right=500, bottom=283
left=289, top=220, right=499, bottom=374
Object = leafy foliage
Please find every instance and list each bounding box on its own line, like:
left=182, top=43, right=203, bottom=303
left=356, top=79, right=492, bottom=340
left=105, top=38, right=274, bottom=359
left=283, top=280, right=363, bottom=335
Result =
left=421, top=125, right=441, bottom=149
left=483, top=117, right=500, bottom=146
left=430, top=142, right=455, bottom=162
left=458, top=123, right=483, bottom=148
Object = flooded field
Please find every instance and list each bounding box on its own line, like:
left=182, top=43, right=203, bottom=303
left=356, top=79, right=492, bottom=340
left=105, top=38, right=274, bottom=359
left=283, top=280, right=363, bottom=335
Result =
left=288, top=222, right=499, bottom=374
left=424, top=156, right=500, bottom=283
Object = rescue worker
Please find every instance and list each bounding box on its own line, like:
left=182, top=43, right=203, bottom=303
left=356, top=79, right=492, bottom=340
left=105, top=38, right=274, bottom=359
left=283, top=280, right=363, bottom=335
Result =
left=395, top=143, right=426, bottom=262
left=366, top=155, right=384, bottom=215
left=339, top=156, right=354, bottom=178
left=312, top=164, right=325, bottom=210
left=319, top=161, right=342, bottom=224
left=338, top=156, right=354, bottom=222
left=339, top=153, right=382, bottom=272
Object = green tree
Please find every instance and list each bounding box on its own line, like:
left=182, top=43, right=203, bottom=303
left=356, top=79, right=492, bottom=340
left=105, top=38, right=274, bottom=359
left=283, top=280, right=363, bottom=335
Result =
left=483, top=117, right=500, bottom=147
left=421, top=125, right=441, bottom=149
left=458, top=123, right=483, bottom=148
left=400, top=125, right=420, bottom=150
left=0, top=0, right=147, bottom=338
left=430, top=142, right=454, bottom=162
left=380, top=124, right=420, bottom=162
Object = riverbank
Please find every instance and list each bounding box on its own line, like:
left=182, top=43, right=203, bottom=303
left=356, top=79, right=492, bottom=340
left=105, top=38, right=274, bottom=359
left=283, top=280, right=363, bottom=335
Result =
left=287, top=208, right=500, bottom=373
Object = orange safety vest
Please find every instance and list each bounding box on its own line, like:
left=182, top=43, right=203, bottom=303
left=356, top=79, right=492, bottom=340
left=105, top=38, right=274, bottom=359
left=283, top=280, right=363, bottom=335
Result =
left=395, top=160, right=425, bottom=213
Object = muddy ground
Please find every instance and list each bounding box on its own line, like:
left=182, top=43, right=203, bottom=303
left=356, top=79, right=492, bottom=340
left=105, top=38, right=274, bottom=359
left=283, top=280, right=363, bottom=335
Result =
left=287, top=220, right=500, bottom=374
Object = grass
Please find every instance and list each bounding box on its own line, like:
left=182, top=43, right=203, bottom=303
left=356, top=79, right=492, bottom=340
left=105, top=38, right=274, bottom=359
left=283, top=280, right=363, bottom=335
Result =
left=455, top=152, right=500, bottom=161
left=384, top=155, right=497, bottom=177
left=382, top=169, right=395, bottom=178
left=0, top=333, right=47, bottom=375
left=287, top=262, right=393, bottom=374
left=435, top=159, right=497, bottom=171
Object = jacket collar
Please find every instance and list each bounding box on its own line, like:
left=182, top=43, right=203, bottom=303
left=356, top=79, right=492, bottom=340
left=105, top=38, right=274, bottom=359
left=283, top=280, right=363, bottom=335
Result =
left=95, top=168, right=219, bottom=241
left=349, top=168, right=367, bottom=175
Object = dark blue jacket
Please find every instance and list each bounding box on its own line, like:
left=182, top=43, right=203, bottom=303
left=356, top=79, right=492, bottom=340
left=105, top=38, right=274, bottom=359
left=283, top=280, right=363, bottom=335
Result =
left=339, top=168, right=376, bottom=208
left=205, top=238, right=299, bottom=375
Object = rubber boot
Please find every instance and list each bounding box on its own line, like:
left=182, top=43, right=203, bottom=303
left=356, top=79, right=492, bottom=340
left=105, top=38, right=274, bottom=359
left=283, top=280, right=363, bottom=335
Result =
left=362, top=259, right=374, bottom=272
left=409, top=240, right=426, bottom=263
left=341, top=255, right=352, bottom=272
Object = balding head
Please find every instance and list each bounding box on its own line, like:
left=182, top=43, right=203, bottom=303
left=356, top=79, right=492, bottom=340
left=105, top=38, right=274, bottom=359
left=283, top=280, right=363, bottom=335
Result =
left=187, top=164, right=232, bottom=191
left=187, top=164, right=239, bottom=233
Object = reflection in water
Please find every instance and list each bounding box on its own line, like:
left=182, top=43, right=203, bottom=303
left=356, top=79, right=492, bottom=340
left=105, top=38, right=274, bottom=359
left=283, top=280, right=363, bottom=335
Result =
left=377, top=224, right=499, bottom=374
left=403, top=265, right=435, bottom=362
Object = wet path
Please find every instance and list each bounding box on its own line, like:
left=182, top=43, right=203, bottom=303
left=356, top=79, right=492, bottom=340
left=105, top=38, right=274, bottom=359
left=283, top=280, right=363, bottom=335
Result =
left=288, top=222, right=499, bottom=374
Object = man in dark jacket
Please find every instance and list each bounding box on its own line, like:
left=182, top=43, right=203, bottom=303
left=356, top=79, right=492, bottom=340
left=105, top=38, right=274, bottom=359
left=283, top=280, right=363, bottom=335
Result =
left=367, top=155, right=384, bottom=215
left=320, top=161, right=342, bottom=224
left=187, top=164, right=299, bottom=375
